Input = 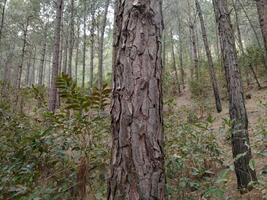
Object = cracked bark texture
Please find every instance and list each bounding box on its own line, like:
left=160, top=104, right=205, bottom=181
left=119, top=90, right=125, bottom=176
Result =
left=213, top=0, right=257, bottom=192
left=108, top=0, right=166, bottom=199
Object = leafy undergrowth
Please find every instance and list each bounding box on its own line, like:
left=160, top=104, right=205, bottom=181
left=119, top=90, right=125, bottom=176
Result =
left=0, top=75, right=266, bottom=199
left=164, top=80, right=267, bottom=200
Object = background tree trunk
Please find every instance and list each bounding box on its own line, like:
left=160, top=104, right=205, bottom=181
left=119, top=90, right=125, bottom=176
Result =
left=108, top=0, right=166, bottom=199
left=30, top=46, right=37, bottom=85
left=213, top=0, right=257, bottom=193
left=89, top=2, right=96, bottom=91
left=38, top=26, right=48, bottom=86
left=187, top=0, right=199, bottom=80
left=68, top=0, right=75, bottom=77
left=63, top=28, right=69, bottom=74
left=232, top=0, right=262, bottom=89
left=170, top=30, right=181, bottom=94
left=98, top=0, right=110, bottom=89
left=82, top=0, right=87, bottom=88
left=0, top=0, right=7, bottom=49
left=195, top=0, right=222, bottom=113
left=255, top=0, right=267, bottom=58
left=48, top=0, right=64, bottom=112
left=177, top=6, right=185, bottom=89
left=75, top=21, right=80, bottom=84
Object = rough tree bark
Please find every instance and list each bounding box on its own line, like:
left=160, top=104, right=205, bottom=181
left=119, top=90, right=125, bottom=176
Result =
left=195, top=0, right=222, bottom=113
left=108, top=0, right=166, bottom=199
left=98, top=0, right=110, bottom=89
left=48, top=0, right=64, bottom=112
left=213, top=0, right=257, bottom=193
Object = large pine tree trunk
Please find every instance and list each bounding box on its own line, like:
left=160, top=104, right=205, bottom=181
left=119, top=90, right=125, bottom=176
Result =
left=255, top=0, right=267, bottom=58
left=213, top=0, right=257, bottom=193
left=108, top=1, right=166, bottom=199
left=49, top=0, right=64, bottom=112
left=195, top=0, right=222, bottom=113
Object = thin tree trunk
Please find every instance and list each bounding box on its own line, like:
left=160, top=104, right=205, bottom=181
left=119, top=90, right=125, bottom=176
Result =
left=59, top=16, right=64, bottom=74
left=25, top=51, right=32, bottom=86
left=75, top=22, right=80, bottom=84
left=170, top=30, right=181, bottom=94
left=237, top=0, right=267, bottom=68
left=213, top=0, right=257, bottom=192
left=48, top=51, right=52, bottom=88
left=0, top=0, right=7, bottom=49
left=31, top=46, right=37, bottom=85
left=89, top=2, right=96, bottom=90
left=63, top=28, right=69, bottom=74
left=108, top=0, right=166, bottom=199
left=15, top=16, right=30, bottom=107
left=188, top=0, right=199, bottom=80
left=38, top=26, right=48, bottom=86
left=49, top=0, right=64, bottom=112
left=82, top=0, right=87, bottom=88
left=232, top=0, right=262, bottom=89
left=255, top=0, right=267, bottom=63
left=68, top=0, right=75, bottom=77
left=195, top=0, right=222, bottom=113
left=1, top=51, right=13, bottom=97
left=98, top=0, right=110, bottom=89
left=177, top=9, right=185, bottom=89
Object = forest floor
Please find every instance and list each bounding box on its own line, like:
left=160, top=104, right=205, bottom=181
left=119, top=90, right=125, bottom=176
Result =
left=175, top=80, right=267, bottom=200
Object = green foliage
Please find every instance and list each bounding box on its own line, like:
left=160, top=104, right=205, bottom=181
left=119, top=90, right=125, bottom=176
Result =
left=0, top=74, right=112, bottom=199
left=31, top=85, right=47, bottom=107
left=56, top=73, right=111, bottom=113
left=240, top=46, right=266, bottom=68
left=165, top=111, right=223, bottom=199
